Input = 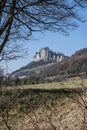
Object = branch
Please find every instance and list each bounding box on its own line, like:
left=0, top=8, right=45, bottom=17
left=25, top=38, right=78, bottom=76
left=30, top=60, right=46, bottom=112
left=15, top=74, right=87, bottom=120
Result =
left=0, top=0, right=16, bottom=54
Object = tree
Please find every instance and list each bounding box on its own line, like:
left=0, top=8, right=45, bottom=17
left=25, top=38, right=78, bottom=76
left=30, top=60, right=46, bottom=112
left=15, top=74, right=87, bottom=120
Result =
left=0, top=0, right=87, bottom=59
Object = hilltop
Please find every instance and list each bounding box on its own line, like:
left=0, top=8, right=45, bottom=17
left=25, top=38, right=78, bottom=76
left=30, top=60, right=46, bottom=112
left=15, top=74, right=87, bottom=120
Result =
left=11, top=47, right=66, bottom=79
left=33, top=47, right=65, bottom=62
left=20, top=47, right=66, bottom=70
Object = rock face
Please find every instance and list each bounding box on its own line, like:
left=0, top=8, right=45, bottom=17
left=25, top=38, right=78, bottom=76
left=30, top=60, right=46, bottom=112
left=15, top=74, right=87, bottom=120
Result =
left=33, top=47, right=65, bottom=62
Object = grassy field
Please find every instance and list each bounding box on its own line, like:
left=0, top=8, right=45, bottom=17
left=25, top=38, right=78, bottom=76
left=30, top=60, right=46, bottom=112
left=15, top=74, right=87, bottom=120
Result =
left=0, top=78, right=87, bottom=130
left=6, top=77, right=87, bottom=90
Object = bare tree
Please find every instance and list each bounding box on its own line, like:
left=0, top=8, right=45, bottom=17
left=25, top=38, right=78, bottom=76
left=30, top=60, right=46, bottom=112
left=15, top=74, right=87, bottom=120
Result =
left=0, top=0, right=87, bottom=59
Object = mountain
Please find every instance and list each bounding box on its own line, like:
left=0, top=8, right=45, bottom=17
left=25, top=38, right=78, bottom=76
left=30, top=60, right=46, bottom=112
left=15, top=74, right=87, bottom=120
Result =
left=11, top=47, right=67, bottom=79
left=11, top=47, right=87, bottom=83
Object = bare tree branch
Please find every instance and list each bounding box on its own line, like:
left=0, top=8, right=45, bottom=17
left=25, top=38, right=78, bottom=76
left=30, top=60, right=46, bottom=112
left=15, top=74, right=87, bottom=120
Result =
left=0, top=0, right=87, bottom=59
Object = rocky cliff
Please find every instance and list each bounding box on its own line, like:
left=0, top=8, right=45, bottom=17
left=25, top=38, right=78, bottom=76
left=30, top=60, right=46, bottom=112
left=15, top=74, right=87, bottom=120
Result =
left=33, top=47, right=65, bottom=62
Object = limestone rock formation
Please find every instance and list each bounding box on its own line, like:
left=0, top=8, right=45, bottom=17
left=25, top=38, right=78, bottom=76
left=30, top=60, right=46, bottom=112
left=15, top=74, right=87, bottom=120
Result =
left=33, top=47, right=65, bottom=62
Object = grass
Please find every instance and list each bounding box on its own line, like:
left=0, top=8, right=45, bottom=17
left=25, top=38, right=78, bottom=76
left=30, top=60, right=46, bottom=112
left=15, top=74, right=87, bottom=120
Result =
left=0, top=78, right=87, bottom=130
left=6, top=77, right=87, bottom=90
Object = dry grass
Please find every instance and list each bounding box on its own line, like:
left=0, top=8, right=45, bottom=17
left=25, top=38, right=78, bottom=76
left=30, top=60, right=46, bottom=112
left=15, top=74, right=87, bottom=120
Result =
left=0, top=78, right=87, bottom=130
left=12, top=77, right=87, bottom=90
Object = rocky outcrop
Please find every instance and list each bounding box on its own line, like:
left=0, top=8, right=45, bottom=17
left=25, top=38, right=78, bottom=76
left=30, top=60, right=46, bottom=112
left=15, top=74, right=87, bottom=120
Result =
left=33, top=47, right=65, bottom=62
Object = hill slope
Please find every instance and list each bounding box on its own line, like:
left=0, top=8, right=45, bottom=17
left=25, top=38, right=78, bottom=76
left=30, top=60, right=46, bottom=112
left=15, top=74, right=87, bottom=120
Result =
left=42, top=48, right=87, bottom=79
left=11, top=48, right=87, bottom=81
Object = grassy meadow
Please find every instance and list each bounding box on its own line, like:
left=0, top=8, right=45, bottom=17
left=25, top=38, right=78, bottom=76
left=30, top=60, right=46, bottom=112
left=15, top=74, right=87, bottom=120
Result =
left=0, top=77, right=87, bottom=130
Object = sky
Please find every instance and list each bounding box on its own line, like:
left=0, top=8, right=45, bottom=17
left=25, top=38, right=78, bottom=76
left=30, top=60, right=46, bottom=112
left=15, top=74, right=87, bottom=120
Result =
left=1, top=21, right=87, bottom=74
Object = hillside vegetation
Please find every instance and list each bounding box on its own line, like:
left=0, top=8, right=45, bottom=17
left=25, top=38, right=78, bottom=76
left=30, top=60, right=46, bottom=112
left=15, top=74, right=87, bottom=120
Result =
left=39, top=48, right=87, bottom=79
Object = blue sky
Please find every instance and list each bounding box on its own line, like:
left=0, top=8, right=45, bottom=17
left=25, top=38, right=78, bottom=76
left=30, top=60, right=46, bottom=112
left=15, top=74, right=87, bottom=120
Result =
left=2, top=21, right=87, bottom=73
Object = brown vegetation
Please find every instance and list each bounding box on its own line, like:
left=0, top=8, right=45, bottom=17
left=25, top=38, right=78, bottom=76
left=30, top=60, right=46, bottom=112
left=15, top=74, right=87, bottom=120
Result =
left=0, top=79, right=87, bottom=130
